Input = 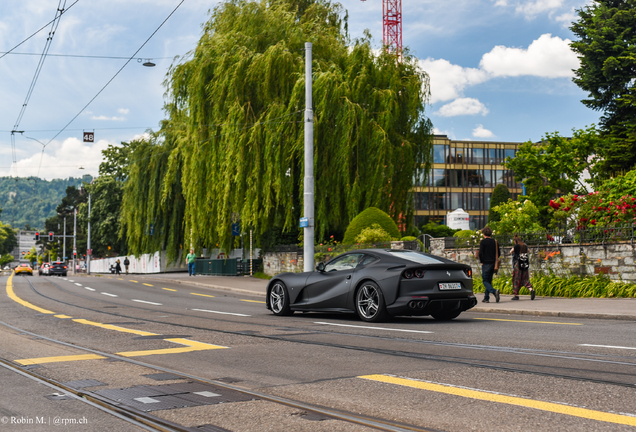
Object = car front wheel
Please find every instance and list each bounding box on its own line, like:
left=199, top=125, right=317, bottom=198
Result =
left=356, top=281, right=388, bottom=323
left=269, top=281, right=293, bottom=316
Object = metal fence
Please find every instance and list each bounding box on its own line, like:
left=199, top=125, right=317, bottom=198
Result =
left=443, top=224, right=636, bottom=249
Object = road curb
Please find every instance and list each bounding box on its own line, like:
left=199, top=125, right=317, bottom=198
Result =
left=471, top=307, right=636, bottom=321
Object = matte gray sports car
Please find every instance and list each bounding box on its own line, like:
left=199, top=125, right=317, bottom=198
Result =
left=266, top=249, right=477, bottom=322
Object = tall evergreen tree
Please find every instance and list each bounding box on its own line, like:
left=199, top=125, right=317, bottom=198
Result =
left=488, top=184, right=511, bottom=224
left=121, top=0, right=433, bottom=260
left=570, top=0, right=636, bottom=174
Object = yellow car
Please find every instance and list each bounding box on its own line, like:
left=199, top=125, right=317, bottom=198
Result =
left=14, top=264, right=33, bottom=276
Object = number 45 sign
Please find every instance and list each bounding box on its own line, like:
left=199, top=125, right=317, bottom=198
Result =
left=83, top=132, right=94, bottom=142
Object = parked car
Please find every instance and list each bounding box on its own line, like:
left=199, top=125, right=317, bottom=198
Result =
left=266, top=249, right=477, bottom=322
left=39, top=262, right=50, bottom=276
left=49, top=261, right=68, bottom=277
left=14, top=264, right=33, bottom=276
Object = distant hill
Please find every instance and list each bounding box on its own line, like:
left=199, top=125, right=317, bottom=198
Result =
left=0, top=175, right=93, bottom=229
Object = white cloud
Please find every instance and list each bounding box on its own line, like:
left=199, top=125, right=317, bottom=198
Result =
left=418, top=58, right=489, bottom=103
left=436, top=98, right=489, bottom=117
left=0, top=138, right=109, bottom=180
left=473, top=124, right=495, bottom=138
left=515, top=0, right=565, bottom=17
left=479, top=33, right=579, bottom=78
left=494, top=0, right=508, bottom=6
left=91, top=115, right=126, bottom=121
left=118, top=108, right=130, bottom=114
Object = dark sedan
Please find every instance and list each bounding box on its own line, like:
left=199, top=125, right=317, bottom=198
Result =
left=49, top=261, right=68, bottom=277
left=266, top=249, right=477, bottom=322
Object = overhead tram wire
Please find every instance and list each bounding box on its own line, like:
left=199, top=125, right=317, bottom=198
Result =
left=0, top=0, right=80, bottom=61
left=37, top=0, right=187, bottom=180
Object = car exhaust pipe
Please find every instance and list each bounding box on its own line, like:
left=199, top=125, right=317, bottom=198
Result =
left=417, top=301, right=424, bottom=309
left=408, top=301, right=417, bottom=309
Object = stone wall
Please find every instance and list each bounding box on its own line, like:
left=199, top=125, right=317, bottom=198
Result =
left=263, top=252, right=304, bottom=276
left=431, top=238, right=636, bottom=281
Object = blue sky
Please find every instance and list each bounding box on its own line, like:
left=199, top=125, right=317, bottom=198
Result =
left=0, top=0, right=599, bottom=180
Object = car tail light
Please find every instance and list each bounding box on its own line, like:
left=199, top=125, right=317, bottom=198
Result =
left=463, top=268, right=472, bottom=277
left=63, top=266, right=67, bottom=269
left=403, top=270, right=413, bottom=279
left=415, top=269, right=425, bottom=278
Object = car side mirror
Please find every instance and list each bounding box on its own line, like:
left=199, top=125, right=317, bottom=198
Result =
left=316, top=262, right=325, bottom=272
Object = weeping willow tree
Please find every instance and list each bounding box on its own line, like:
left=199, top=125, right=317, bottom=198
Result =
left=121, top=0, right=432, bottom=261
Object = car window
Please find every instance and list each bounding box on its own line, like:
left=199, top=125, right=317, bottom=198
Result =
left=325, top=254, right=364, bottom=272
left=359, top=255, right=378, bottom=267
left=388, top=251, right=444, bottom=265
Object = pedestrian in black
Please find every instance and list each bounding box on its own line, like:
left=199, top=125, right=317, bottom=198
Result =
left=476, top=226, right=500, bottom=303
left=511, top=235, right=535, bottom=300
left=123, top=257, right=130, bottom=275
left=115, top=259, right=121, bottom=276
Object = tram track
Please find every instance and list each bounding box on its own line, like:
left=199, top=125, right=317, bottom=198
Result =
left=12, top=276, right=636, bottom=390
left=0, top=320, right=433, bottom=432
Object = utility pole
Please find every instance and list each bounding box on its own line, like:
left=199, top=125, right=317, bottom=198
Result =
left=73, top=208, right=77, bottom=274
left=63, top=216, right=66, bottom=264
left=303, top=42, right=315, bottom=272
left=87, top=193, right=91, bottom=275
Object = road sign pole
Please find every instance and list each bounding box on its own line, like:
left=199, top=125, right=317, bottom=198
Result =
left=303, top=42, right=315, bottom=272
left=87, top=193, right=91, bottom=275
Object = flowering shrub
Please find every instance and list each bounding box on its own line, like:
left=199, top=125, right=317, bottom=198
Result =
left=549, top=191, right=636, bottom=229
left=355, top=224, right=393, bottom=243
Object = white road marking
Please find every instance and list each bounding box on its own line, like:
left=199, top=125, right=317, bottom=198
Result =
left=580, top=344, right=636, bottom=351
left=101, top=292, right=117, bottom=297
left=132, top=299, right=162, bottom=306
left=314, top=322, right=434, bottom=334
left=194, top=391, right=221, bottom=397
left=68, top=280, right=74, bottom=282
left=191, top=309, right=251, bottom=317
left=85, top=287, right=95, bottom=291
left=74, top=283, right=82, bottom=286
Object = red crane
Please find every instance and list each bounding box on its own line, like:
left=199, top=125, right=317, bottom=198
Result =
left=361, top=0, right=402, bottom=59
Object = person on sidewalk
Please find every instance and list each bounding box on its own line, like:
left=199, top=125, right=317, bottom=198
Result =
left=186, top=249, right=196, bottom=277
left=115, top=259, right=121, bottom=276
left=510, top=235, right=535, bottom=301
left=476, top=226, right=500, bottom=303
left=123, top=257, right=130, bottom=275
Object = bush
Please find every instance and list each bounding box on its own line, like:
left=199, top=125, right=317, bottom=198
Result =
left=401, top=236, right=424, bottom=251
left=488, top=184, right=511, bottom=223
left=355, top=224, right=392, bottom=243
left=343, top=207, right=400, bottom=244
left=419, top=222, right=460, bottom=238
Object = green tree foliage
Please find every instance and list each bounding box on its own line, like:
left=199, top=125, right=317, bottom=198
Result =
left=570, top=0, right=636, bottom=174
left=504, top=127, right=605, bottom=224
left=0, top=176, right=92, bottom=229
left=488, top=184, right=511, bottom=223
left=0, top=220, right=17, bottom=255
left=343, top=207, right=400, bottom=244
left=121, top=0, right=432, bottom=261
left=43, top=185, right=89, bottom=260
left=490, top=199, right=544, bottom=234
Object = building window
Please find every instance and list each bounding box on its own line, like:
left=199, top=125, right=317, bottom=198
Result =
left=433, top=145, right=447, bottom=163
left=470, top=192, right=482, bottom=210
left=448, top=169, right=466, bottom=187
left=433, top=192, right=446, bottom=210
left=450, top=192, right=464, bottom=210
left=504, top=149, right=515, bottom=162
left=472, top=148, right=484, bottom=164
left=430, top=169, right=446, bottom=187
left=466, top=169, right=482, bottom=186
left=483, top=169, right=492, bottom=187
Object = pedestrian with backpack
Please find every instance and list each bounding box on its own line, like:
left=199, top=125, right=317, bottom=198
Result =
left=511, top=235, right=535, bottom=300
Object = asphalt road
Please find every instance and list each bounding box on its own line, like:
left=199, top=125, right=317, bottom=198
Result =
left=1, top=273, right=635, bottom=432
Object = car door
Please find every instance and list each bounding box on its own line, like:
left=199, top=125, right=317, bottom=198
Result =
left=304, top=253, right=365, bottom=309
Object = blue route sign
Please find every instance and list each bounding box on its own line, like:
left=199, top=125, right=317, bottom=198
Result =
left=231, top=223, right=240, bottom=236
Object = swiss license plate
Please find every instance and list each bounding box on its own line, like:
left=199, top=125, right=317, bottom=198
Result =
left=439, top=282, right=461, bottom=290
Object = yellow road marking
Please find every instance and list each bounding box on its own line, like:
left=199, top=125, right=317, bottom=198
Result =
left=142, top=283, right=153, bottom=286
left=72, top=319, right=157, bottom=336
left=474, top=318, right=582, bottom=326
left=162, top=288, right=177, bottom=292
left=54, top=314, right=72, bottom=319
left=359, top=375, right=636, bottom=426
left=6, top=274, right=54, bottom=314
left=191, top=293, right=215, bottom=298
left=117, top=278, right=123, bottom=280
left=241, top=299, right=266, bottom=304
left=117, top=338, right=227, bottom=357
left=16, top=354, right=106, bottom=365
left=130, top=280, right=138, bottom=283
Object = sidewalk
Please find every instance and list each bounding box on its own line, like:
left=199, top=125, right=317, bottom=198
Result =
left=108, top=272, right=636, bottom=321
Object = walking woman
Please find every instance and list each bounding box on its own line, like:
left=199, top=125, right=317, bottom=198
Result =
left=511, top=235, right=535, bottom=300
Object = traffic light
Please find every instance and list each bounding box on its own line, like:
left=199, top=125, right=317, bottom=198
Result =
left=35, top=232, right=39, bottom=241
left=48, top=232, right=54, bottom=241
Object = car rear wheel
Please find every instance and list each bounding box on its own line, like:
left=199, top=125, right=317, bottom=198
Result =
left=430, top=310, right=462, bottom=321
left=356, top=281, right=388, bottom=323
left=269, top=281, right=293, bottom=316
